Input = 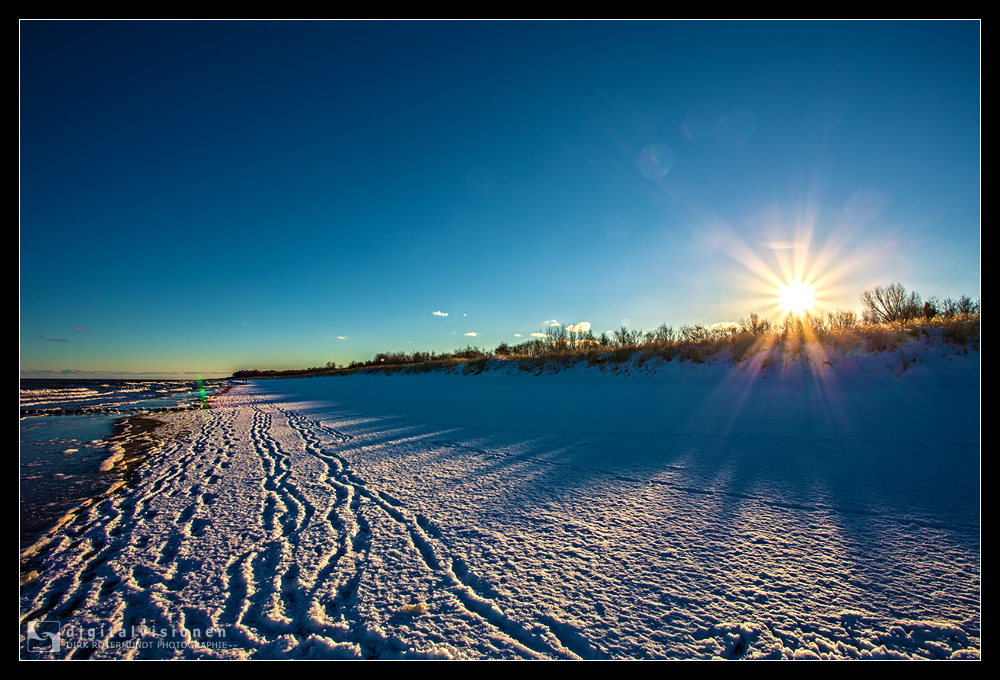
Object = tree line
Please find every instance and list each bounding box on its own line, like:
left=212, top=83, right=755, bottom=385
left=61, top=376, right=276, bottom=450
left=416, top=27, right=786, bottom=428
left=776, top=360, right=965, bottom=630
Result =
left=233, top=283, right=979, bottom=378
left=859, top=283, right=979, bottom=324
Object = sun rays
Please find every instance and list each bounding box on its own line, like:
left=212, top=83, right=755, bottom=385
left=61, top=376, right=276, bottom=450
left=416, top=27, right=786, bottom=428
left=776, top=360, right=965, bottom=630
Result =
left=674, top=196, right=874, bottom=326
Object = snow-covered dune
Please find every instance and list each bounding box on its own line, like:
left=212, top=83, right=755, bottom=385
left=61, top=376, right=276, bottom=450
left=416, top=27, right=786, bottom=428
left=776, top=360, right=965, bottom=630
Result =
left=20, top=349, right=980, bottom=659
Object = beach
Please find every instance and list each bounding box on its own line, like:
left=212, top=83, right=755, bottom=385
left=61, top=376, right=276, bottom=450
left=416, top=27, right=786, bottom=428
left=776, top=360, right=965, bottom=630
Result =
left=19, top=379, right=223, bottom=553
left=20, top=350, right=980, bottom=659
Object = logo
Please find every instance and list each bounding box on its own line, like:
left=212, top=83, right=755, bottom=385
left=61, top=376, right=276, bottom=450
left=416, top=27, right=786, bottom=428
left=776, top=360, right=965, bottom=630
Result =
left=25, top=620, right=61, bottom=653
left=23, top=618, right=232, bottom=656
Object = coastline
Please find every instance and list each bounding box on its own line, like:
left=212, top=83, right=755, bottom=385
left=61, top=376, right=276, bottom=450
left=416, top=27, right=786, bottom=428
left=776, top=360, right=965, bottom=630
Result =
left=22, top=414, right=172, bottom=580
left=20, top=382, right=233, bottom=575
left=19, top=359, right=980, bottom=659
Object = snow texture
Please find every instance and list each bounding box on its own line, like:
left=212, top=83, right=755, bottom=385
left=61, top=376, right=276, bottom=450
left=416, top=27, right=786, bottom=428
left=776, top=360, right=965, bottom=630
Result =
left=20, top=348, right=980, bottom=659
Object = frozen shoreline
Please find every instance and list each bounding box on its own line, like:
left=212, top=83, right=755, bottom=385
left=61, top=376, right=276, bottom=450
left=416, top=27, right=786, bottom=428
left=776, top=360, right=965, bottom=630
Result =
left=19, top=379, right=226, bottom=555
left=20, top=350, right=980, bottom=659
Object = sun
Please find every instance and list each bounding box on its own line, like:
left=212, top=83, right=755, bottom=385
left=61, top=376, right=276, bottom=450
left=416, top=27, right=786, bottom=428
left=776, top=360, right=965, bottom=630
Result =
left=777, top=281, right=816, bottom=316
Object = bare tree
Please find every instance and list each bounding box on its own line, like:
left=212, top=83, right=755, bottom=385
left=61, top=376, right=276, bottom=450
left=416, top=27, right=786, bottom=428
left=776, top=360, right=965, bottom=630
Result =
left=614, top=326, right=641, bottom=347
left=652, top=323, right=676, bottom=344
left=860, top=283, right=921, bottom=324
left=955, top=295, right=979, bottom=317
left=548, top=324, right=568, bottom=352
left=826, top=309, right=858, bottom=331
left=679, top=325, right=707, bottom=342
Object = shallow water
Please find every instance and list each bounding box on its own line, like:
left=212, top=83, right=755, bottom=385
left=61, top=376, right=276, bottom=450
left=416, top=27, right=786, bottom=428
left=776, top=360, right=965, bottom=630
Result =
left=19, top=378, right=226, bottom=551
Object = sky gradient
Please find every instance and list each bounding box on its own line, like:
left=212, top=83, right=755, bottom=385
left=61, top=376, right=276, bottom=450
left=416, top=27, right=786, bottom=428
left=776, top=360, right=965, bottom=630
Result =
left=20, top=20, right=981, bottom=378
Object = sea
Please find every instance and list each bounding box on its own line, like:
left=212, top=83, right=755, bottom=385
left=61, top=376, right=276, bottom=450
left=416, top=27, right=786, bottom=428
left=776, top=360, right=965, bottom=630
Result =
left=19, top=378, right=228, bottom=554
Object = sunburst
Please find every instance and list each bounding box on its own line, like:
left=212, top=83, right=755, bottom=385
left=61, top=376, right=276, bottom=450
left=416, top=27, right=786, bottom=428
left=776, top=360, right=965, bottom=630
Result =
left=777, top=281, right=816, bottom=316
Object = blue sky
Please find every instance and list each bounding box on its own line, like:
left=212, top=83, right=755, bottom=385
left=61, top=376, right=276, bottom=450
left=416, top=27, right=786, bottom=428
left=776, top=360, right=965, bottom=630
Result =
left=20, top=20, right=980, bottom=378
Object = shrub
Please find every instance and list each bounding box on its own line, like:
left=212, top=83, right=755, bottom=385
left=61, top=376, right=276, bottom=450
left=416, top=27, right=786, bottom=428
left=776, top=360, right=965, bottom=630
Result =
left=452, top=345, right=486, bottom=360
left=729, top=333, right=759, bottom=363
left=827, top=309, right=858, bottom=331
left=943, top=320, right=978, bottom=346
left=865, top=328, right=900, bottom=353
left=462, top=357, right=490, bottom=374
left=741, top=313, right=772, bottom=336
left=679, top=344, right=706, bottom=363
left=923, top=299, right=938, bottom=320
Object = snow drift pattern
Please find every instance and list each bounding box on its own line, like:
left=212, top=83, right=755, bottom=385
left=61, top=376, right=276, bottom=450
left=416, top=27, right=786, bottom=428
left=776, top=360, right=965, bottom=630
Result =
left=20, top=347, right=980, bottom=659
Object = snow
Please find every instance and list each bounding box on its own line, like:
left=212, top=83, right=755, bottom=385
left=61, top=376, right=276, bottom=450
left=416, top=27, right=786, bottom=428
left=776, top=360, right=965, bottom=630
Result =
left=20, top=345, right=980, bottom=659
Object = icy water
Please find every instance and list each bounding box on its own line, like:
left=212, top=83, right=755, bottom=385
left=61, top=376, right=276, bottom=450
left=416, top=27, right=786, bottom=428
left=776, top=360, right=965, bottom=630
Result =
left=19, top=378, right=226, bottom=552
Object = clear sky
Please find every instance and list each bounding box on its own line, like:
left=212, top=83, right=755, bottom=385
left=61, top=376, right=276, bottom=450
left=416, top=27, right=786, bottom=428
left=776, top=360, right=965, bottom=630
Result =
left=20, top=20, right=980, bottom=379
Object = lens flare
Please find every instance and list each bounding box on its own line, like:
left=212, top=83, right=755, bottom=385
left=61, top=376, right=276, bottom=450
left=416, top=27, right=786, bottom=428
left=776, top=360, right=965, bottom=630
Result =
left=638, top=143, right=674, bottom=179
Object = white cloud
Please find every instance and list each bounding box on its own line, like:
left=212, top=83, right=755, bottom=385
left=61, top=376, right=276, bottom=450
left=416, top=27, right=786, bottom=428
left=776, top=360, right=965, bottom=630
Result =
left=531, top=332, right=549, bottom=338
left=763, top=241, right=806, bottom=250
left=566, top=321, right=591, bottom=334
left=545, top=319, right=559, bottom=326
left=433, top=310, right=448, bottom=317
left=336, top=336, right=348, bottom=340
left=464, top=332, right=478, bottom=337
left=513, top=333, right=523, bottom=337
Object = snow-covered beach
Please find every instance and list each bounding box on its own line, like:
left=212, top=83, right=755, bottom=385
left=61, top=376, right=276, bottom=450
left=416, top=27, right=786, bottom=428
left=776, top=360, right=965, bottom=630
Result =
left=20, top=345, right=980, bottom=659
left=19, top=379, right=222, bottom=553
